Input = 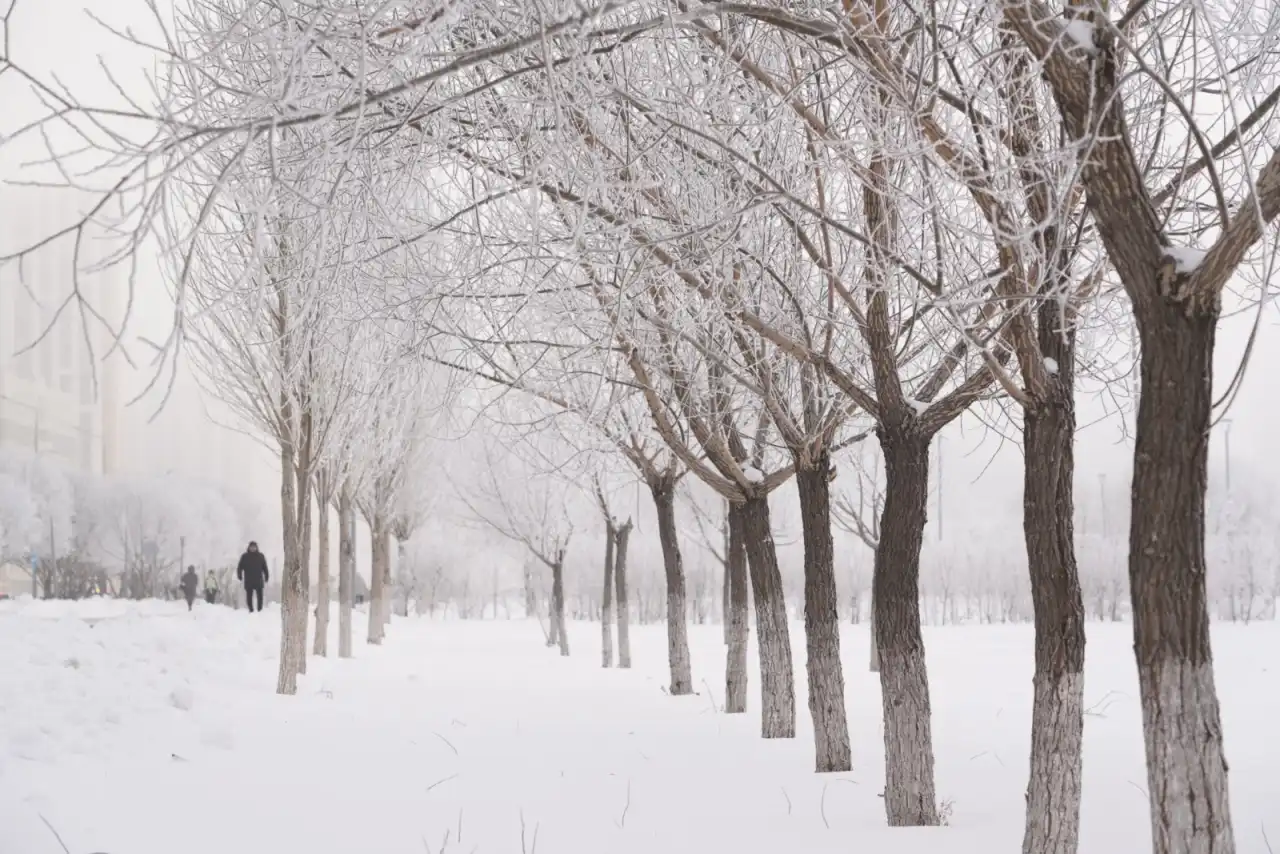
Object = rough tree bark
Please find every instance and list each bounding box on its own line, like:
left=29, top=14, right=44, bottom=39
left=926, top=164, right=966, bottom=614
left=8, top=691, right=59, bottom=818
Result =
left=724, top=501, right=749, bottom=715
left=614, top=520, right=633, bottom=668
left=337, top=485, right=355, bottom=659
left=601, top=519, right=616, bottom=668
left=869, top=592, right=880, bottom=672
left=650, top=478, right=694, bottom=695
left=795, top=450, right=851, bottom=772
left=378, top=527, right=392, bottom=629
left=368, top=512, right=386, bottom=646
left=551, top=557, right=570, bottom=657
left=380, top=531, right=393, bottom=629
left=739, top=494, right=796, bottom=739
left=276, top=439, right=304, bottom=695
left=722, top=511, right=732, bottom=645
left=874, top=426, right=938, bottom=825
left=1022, top=319, right=1086, bottom=854
left=293, top=457, right=312, bottom=676
left=313, top=475, right=332, bottom=657
left=1131, top=303, right=1232, bottom=854
left=993, top=9, right=1272, bottom=850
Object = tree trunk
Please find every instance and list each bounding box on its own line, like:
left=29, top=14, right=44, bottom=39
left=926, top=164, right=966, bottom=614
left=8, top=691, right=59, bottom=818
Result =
left=1021, top=324, right=1086, bottom=854
left=602, top=521, right=615, bottom=668
left=368, top=514, right=386, bottom=646
left=614, top=521, right=632, bottom=668
left=294, top=464, right=312, bottom=676
left=551, top=559, right=569, bottom=656
left=795, top=451, right=852, bottom=773
left=869, top=589, right=881, bottom=672
left=314, top=487, right=331, bottom=657
left=874, top=427, right=938, bottom=825
left=276, top=441, right=303, bottom=696
left=380, top=531, right=393, bottom=628
left=650, top=480, right=694, bottom=695
left=1130, top=302, right=1234, bottom=854
left=379, top=528, right=392, bottom=629
left=337, top=486, right=355, bottom=659
left=722, top=510, right=732, bottom=644
left=725, top=501, right=749, bottom=715
left=739, top=494, right=796, bottom=739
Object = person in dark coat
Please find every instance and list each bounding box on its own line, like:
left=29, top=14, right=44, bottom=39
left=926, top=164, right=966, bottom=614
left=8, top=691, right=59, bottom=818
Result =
left=180, top=566, right=199, bottom=611
left=237, top=542, right=269, bottom=613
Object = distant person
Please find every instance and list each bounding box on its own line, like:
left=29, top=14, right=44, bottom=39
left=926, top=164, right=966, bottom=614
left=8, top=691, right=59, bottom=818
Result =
left=204, top=570, right=219, bottom=605
left=237, top=541, right=269, bottom=613
left=180, top=566, right=199, bottom=611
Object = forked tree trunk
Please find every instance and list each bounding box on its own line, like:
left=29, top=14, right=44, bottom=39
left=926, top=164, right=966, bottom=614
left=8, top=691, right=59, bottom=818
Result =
left=602, top=521, right=616, bottom=668
left=739, top=494, right=795, bottom=739
left=1021, top=322, right=1086, bottom=854
left=368, top=514, right=386, bottom=646
left=337, top=486, right=355, bottom=659
left=614, top=521, right=632, bottom=668
left=1130, top=303, right=1233, bottom=854
left=724, top=502, right=749, bottom=715
left=650, top=479, right=694, bottom=695
left=313, top=486, right=332, bottom=657
left=277, top=440, right=304, bottom=696
left=874, top=426, right=938, bottom=825
left=795, top=451, right=851, bottom=772
left=551, top=559, right=569, bottom=656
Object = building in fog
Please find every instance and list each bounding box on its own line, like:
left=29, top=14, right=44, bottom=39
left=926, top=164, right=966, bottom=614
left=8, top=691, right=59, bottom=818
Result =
left=0, top=198, right=122, bottom=475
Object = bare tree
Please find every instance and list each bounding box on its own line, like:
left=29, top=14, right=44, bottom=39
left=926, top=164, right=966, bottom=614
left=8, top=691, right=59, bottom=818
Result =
left=458, top=440, right=578, bottom=657
left=834, top=454, right=884, bottom=673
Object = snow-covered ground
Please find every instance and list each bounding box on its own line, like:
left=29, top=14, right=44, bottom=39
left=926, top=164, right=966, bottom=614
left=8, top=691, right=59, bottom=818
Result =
left=1, top=599, right=1276, bottom=854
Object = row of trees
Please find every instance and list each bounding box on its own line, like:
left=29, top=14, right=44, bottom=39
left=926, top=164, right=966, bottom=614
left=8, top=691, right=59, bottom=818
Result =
left=4, top=1, right=1279, bottom=853
left=0, top=446, right=258, bottom=599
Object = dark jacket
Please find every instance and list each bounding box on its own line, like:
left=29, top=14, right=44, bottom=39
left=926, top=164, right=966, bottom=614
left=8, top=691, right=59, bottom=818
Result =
left=180, top=570, right=199, bottom=596
left=237, top=550, right=269, bottom=588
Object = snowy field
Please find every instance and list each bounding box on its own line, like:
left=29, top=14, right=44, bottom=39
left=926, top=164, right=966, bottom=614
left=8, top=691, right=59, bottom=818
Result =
left=1, top=600, right=1276, bottom=854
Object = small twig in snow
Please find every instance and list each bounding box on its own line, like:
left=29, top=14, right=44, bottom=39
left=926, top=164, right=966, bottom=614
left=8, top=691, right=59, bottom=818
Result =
left=426, top=773, right=460, bottom=794
left=39, top=815, right=70, bottom=854
left=780, top=787, right=793, bottom=815
left=615, top=779, right=633, bottom=829
left=520, top=810, right=541, bottom=854
left=435, top=732, right=459, bottom=755
left=699, top=679, right=720, bottom=713
left=1084, top=690, right=1124, bottom=718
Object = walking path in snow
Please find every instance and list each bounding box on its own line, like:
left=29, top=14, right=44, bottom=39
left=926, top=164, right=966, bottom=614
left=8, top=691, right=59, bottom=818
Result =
left=1, top=598, right=1277, bottom=853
